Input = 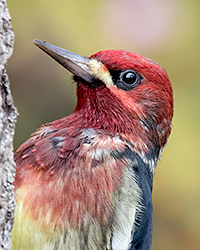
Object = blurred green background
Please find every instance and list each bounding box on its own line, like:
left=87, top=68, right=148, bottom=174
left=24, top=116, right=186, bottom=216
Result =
left=7, top=0, right=200, bottom=249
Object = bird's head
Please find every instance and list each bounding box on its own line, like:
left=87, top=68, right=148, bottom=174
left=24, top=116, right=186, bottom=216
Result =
left=33, top=40, right=173, bottom=155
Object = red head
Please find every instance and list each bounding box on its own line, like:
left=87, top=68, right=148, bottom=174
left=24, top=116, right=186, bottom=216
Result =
left=74, top=50, right=173, bottom=153
left=34, top=41, right=173, bottom=154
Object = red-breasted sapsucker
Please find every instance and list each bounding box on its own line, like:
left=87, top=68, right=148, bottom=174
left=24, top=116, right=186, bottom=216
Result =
left=12, top=40, right=173, bottom=250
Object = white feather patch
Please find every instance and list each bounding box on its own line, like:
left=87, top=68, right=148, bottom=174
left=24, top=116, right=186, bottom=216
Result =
left=111, top=163, right=142, bottom=250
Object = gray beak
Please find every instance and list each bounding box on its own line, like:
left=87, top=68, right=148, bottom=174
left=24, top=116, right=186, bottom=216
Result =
left=33, top=40, right=94, bottom=83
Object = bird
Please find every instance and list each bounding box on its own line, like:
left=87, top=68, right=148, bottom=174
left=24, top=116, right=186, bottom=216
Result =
left=12, top=40, right=173, bottom=250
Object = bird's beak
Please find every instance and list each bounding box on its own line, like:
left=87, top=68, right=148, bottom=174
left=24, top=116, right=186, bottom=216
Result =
left=33, top=40, right=94, bottom=83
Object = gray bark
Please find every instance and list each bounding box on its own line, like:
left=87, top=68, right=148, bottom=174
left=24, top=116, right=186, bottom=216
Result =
left=0, top=0, right=17, bottom=249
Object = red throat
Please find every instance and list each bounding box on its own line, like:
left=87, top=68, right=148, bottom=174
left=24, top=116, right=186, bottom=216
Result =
left=61, top=82, right=169, bottom=154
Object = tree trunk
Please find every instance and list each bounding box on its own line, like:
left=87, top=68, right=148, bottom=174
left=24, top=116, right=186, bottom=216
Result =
left=0, top=0, right=17, bottom=249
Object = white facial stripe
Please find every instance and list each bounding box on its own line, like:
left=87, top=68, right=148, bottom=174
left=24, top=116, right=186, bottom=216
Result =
left=89, top=59, right=113, bottom=87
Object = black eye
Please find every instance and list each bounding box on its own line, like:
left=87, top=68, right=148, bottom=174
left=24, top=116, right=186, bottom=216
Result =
left=109, top=69, right=142, bottom=91
left=119, top=70, right=141, bottom=90
left=121, top=71, right=137, bottom=85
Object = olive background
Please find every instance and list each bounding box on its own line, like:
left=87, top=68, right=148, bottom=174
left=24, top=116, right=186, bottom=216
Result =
left=8, top=0, right=200, bottom=249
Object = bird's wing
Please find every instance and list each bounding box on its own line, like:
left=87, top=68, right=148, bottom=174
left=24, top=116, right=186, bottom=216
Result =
left=126, top=149, right=153, bottom=250
left=110, top=145, right=153, bottom=250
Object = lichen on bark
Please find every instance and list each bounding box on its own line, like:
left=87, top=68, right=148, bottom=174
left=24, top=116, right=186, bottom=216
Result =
left=0, top=0, right=17, bottom=249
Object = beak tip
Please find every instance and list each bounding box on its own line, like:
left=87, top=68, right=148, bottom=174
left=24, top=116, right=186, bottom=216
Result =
left=33, top=39, right=47, bottom=48
left=33, top=39, right=39, bottom=45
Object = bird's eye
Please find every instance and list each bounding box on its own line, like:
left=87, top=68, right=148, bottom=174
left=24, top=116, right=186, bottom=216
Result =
left=110, top=69, right=142, bottom=91
left=118, top=70, right=141, bottom=90
left=121, top=71, right=137, bottom=85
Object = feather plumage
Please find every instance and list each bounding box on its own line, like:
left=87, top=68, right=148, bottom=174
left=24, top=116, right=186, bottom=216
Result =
left=12, top=41, right=173, bottom=250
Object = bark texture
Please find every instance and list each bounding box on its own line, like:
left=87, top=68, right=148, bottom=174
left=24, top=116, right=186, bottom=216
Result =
left=0, top=0, right=17, bottom=249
